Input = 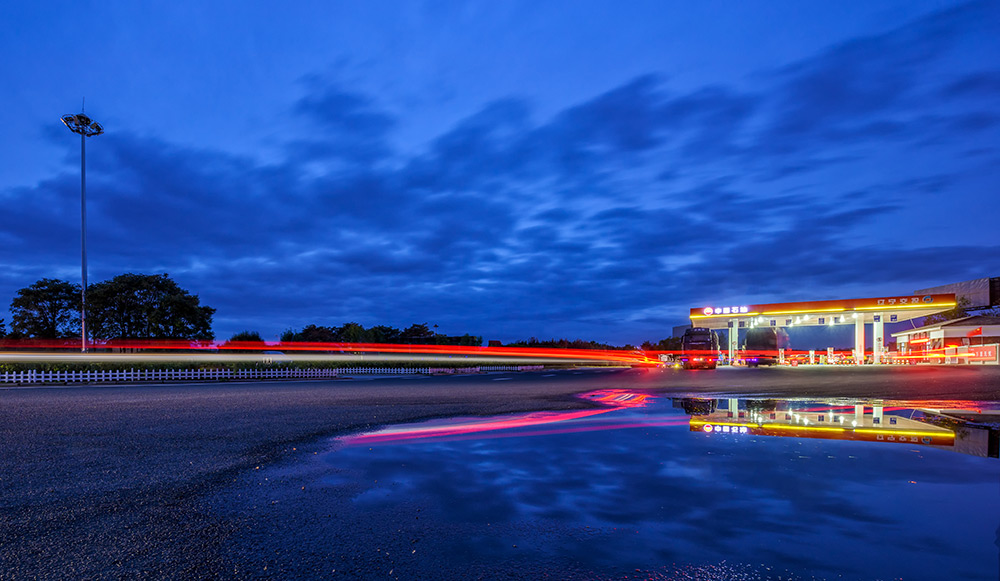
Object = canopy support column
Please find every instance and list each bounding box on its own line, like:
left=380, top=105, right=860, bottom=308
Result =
left=728, top=319, right=738, bottom=363
left=854, top=316, right=865, bottom=365
left=873, top=314, right=885, bottom=365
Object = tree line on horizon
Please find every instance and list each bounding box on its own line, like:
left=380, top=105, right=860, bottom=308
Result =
left=275, top=323, right=482, bottom=346
left=0, top=274, right=491, bottom=347
left=503, top=337, right=638, bottom=351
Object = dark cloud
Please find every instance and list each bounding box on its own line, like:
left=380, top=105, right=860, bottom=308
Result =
left=756, top=1, right=998, bottom=158
left=290, top=77, right=397, bottom=165
left=545, top=75, right=666, bottom=164
left=942, top=70, right=1000, bottom=99
left=403, top=98, right=537, bottom=193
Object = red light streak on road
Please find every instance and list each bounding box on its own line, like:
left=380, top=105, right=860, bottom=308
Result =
left=894, top=344, right=988, bottom=361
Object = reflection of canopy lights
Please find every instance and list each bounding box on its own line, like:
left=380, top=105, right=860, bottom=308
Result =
left=854, top=428, right=951, bottom=438
left=690, top=419, right=954, bottom=441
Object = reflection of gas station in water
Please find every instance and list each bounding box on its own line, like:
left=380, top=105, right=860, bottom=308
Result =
left=676, top=398, right=1000, bottom=457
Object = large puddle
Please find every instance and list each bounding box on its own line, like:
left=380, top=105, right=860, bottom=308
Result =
left=283, top=390, right=1000, bottom=579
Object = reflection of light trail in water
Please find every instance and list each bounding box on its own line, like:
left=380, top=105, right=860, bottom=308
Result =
left=340, top=389, right=678, bottom=447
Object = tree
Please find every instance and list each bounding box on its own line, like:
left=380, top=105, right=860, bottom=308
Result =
left=923, top=296, right=972, bottom=325
left=506, top=337, right=626, bottom=350
left=280, top=321, right=481, bottom=346
left=281, top=324, right=339, bottom=343
left=0, top=317, right=6, bottom=338
left=226, top=330, right=264, bottom=343
left=336, top=322, right=366, bottom=343
left=434, top=333, right=483, bottom=346
left=365, top=325, right=401, bottom=343
left=87, top=273, right=215, bottom=340
left=400, top=323, right=435, bottom=344
left=9, top=278, right=81, bottom=338
left=220, top=330, right=265, bottom=353
left=642, top=337, right=682, bottom=351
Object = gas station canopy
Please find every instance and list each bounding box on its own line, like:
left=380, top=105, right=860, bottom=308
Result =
left=687, top=293, right=957, bottom=365
left=689, top=293, right=957, bottom=330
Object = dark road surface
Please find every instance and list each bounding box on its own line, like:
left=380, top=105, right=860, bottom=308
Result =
left=1, top=365, right=998, bottom=579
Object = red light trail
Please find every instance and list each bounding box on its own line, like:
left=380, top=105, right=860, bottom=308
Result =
left=0, top=338, right=660, bottom=366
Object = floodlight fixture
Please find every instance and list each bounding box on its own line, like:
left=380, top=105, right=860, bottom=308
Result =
left=61, top=113, right=104, bottom=138
left=61, top=110, right=104, bottom=352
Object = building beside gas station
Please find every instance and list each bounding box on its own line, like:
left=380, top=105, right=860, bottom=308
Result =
left=893, top=315, right=1000, bottom=364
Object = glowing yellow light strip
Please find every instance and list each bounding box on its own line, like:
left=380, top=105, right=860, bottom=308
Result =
left=690, top=421, right=846, bottom=433
left=692, top=299, right=955, bottom=320
left=691, top=420, right=953, bottom=439
left=760, top=307, right=846, bottom=315
left=754, top=423, right=847, bottom=433
left=855, top=428, right=954, bottom=438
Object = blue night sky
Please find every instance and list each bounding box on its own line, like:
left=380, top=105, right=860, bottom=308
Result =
left=1, top=1, right=998, bottom=344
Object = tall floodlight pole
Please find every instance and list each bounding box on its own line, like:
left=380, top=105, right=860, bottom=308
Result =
left=61, top=111, right=104, bottom=352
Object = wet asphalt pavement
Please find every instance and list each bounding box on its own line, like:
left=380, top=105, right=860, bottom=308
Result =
left=1, top=365, right=998, bottom=579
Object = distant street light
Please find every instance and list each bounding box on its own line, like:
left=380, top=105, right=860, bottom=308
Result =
left=61, top=111, right=104, bottom=352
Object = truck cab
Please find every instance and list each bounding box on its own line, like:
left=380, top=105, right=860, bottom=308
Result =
left=742, top=327, right=791, bottom=367
left=680, top=327, right=721, bottom=369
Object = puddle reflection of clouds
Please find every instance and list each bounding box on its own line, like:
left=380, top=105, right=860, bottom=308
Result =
left=322, top=391, right=1000, bottom=579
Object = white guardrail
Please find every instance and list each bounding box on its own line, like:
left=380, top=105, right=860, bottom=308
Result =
left=0, top=365, right=546, bottom=385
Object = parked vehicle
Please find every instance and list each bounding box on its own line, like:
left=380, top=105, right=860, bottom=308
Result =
left=680, top=327, right=720, bottom=369
left=742, top=327, right=790, bottom=367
